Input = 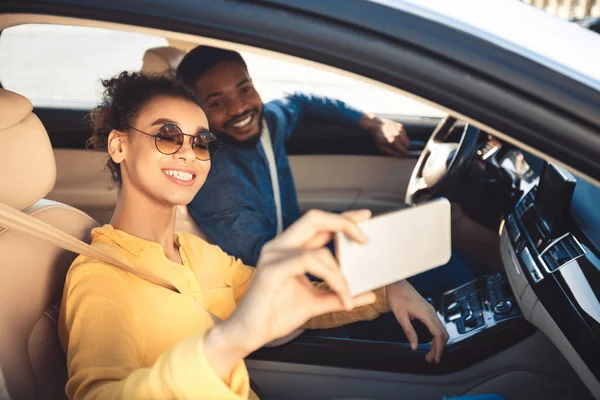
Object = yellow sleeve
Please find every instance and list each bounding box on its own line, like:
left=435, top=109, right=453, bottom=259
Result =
left=219, top=252, right=255, bottom=304
left=302, top=286, right=391, bottom=330
left=59, top=262, right=249, bottom=400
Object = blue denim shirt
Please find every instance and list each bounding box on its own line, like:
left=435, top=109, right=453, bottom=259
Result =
left=188, top=92, right=363, bottom=266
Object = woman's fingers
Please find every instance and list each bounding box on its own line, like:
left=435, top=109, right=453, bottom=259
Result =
left=266, top=247, right=352, bottom=310
left=350, top=291, right=377, bottom=308
left=301, top=209, right=372, bottom=249
left=272, top=210, right=371, bottom=250
left=341, top=209, right=372, bottom=224
left=309, top=289, right=377, bottom=317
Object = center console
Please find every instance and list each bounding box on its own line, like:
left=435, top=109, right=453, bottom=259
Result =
left=439, top=273, right=521, bottom=343
left=250, top=271, right=535, bottom=374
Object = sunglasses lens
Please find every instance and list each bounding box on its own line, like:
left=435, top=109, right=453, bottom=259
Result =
left=193, top=132, right=219, bottom=160
left=155, top=124, right=183, bottom=155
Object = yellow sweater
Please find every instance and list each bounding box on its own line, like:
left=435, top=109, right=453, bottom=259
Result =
left=59, top=225, right=390, bottom=399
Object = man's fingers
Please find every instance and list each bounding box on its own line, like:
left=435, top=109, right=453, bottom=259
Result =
left=391, top=140, right=409, bottom=156
left=392, top=122, right=410, bottom=147
left=426, top=345, right=436, bottom=363
left=380, top=143, right=402, bottom=158
left=398, top=127, right=410, bottom=148
left=385, top=130, right=399, bottom=143
left=395, top=311, right=419, bottom=350
left=419, top=311, right=447, bottom=363
left=381, top=143, right=407, bottom=159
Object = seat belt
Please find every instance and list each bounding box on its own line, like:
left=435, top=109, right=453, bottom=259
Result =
left=0, top=201, right=179, bottom=293
left=260, top=121, right=283, bottom=235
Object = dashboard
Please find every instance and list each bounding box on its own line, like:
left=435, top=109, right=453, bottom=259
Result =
left=495, top=148, right=600, bottom=396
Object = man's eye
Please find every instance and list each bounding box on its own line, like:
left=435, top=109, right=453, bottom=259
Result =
left=241, top=86, right=253, bottom=94
left=209, top=100, right=224, bottom=108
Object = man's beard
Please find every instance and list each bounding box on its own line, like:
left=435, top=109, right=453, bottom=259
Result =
left=216, top=109, right=263, bottom=148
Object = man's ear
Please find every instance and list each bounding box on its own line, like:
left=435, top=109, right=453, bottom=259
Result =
left=107, top=130, right=127, bottom=164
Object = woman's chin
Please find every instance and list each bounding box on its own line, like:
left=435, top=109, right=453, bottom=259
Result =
left=168, top=195, right=197, bottom=207
left=159, top=179, right=205, bottom=207
left=158, top=190, right=199, bottom=208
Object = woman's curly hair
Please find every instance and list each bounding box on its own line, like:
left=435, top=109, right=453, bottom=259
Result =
left=87, top=71, right=198, bottom=187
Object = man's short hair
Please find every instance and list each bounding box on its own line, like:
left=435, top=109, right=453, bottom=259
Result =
left=176, top=45, right=248, bottom=87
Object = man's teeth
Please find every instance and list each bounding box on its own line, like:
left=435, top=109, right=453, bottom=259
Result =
left=163, top=170, right=194, bottom=181
left=233, top=115, right=252, bottom=128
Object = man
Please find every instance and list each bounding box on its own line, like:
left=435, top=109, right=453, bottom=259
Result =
left=177, top=45, right=411, bottom=266
left=178, top=46, right=501, bottom=300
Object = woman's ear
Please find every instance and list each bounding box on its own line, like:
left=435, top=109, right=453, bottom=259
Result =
left=107, top=130, right=126, bottom=164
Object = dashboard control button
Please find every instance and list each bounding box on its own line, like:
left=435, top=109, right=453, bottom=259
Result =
left=487, top=273, right=502, bottom=284
left=494, top=300, right=512, bottom=314
left=464, top=313, right=478, bottom=328
left=448, top=313, right=462, bottom=322
left=446, top=301, right=460, bottom=314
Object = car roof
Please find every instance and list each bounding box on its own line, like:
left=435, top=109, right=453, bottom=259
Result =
left=371, top=0, right=600, bottom=92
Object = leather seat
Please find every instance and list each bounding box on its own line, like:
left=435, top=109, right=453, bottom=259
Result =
left=0, top=89, right=99, bottom=400
left=140, top=46, right=185, bottom=77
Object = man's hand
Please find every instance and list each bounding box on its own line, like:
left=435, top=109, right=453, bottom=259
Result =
left=360, top=113, right=410, bottom=159
left=386, top=280, right=449, bottom=363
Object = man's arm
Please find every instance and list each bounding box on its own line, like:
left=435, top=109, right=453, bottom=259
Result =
left=269, top=92, right=363, bottom=139
left=270, top=92, right=409, bottom=157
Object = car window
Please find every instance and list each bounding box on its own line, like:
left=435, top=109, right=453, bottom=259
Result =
left=240, top=51, right=444, bottom=117
left=0, top=23, right=441, bottom=117
left=0, top=24, right=168, bottom=108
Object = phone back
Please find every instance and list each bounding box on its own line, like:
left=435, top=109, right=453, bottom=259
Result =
left=335, top=198, right=452, bottom=296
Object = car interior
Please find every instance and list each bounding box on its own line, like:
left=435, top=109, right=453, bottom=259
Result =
left=1, top=13, right=600, bottom=400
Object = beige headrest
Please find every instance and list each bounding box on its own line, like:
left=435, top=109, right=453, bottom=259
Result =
left=0, top=89, right=56, bottom=210
left=141, top=46, right=185, bottom=77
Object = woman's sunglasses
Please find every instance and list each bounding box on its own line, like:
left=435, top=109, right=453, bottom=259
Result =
left=125, top=123, right=219, bottom=161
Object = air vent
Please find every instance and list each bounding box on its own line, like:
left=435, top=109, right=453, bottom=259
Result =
left=516, top=188, right=535, bottom=216
left=539, top=233, right=586, bottom=273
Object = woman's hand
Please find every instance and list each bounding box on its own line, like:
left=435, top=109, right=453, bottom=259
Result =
left=226, top=210, right=376, bottom=354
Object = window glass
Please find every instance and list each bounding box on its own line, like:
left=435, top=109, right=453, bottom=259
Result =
left=0, top=24, right=167, bottom=108
left=241, top=51, right=444, bottom=117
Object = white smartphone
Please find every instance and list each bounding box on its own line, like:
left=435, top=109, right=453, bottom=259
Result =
left=335, top=198, right=452, bottom=296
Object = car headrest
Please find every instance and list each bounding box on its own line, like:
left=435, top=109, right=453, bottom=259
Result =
left=141, top=46, right=185, bottom=77
left=0, top=89, right=56, bottom=210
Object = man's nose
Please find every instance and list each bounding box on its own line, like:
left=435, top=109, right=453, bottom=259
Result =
left=228, top=97, right=248, bottom=117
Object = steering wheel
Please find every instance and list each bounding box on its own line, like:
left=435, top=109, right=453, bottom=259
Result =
left=405, top=115, right=481, bottom=206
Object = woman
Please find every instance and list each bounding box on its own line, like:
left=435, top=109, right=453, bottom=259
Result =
left=58, top=72, right=456, bottom=399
